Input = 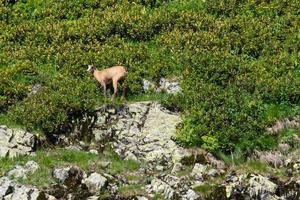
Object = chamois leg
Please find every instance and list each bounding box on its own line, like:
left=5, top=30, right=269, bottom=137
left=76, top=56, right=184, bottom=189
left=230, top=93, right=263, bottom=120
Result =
left=100, top=82, right=106, bottom=97
left=111, top=78, right=119, bottom=101
left=121, top=81, right=126, bottom=100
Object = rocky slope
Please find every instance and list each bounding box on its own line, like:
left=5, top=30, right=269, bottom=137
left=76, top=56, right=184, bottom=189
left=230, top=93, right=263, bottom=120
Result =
left=0, top=101, right=299, bottom=200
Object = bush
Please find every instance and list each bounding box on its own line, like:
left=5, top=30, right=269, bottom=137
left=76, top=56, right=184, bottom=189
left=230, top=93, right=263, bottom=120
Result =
left=9, top=75, right=102, bottom=135
left=0, top=61, right=37, bottom=111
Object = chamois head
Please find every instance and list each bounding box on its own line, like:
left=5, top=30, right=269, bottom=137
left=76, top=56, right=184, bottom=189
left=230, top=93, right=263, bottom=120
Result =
left=87, top=64, right=96, bottom=73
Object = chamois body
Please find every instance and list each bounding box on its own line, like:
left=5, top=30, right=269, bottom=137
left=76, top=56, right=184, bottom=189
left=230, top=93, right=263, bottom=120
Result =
left=87, top=65, right=127, bottom=100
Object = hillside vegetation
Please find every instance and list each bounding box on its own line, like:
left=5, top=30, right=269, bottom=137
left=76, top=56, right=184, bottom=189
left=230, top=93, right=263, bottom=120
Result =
left=0, top=0, right=299, bottom=154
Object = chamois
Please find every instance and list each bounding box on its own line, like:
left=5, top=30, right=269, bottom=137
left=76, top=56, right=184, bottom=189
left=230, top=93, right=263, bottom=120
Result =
left=87, top=64, right=127, bottom=100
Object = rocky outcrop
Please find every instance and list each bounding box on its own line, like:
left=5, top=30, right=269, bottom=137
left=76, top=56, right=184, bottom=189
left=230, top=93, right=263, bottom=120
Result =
left=93, top=101, right=191, bottom=167
left=267, top=116, right=300, bottom=134
left=142, top=78, right=181, bottom=94
left=0, top=177, right=48, bottom=200
left=7, top=160, right=39, bottom=179
left=83, top=172, right=107, bottom=194
left=0, top=125, right=37, bottom=158
left=218, top=173, right=300, bottom=200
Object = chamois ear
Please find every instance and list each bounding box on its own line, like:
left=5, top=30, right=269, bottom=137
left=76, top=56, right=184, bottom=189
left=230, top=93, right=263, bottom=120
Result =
left=87, top=64, right=94, bottom=72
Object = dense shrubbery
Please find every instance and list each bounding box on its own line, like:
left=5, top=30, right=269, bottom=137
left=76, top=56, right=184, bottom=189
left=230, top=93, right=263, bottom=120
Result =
left=9, top=75, right=101, bottom=135
left=0, top=0, right=299, bottom=153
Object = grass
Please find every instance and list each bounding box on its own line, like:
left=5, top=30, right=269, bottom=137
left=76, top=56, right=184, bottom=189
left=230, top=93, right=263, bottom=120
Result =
left=0, top=146, right=141, bottom=188
left=193, top=183, right=216, bottom=196
left=118, top=184, right=146, bottom=197
left=102, top=147, right=141, bottom=175
left=263, top=103, right=300, bottom=124
left=0, top=113, right=21, bottom=129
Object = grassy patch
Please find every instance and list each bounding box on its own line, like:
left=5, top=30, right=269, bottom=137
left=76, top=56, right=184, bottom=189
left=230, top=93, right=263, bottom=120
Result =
left=118, top=184, right=146, bottom=197
left=0, top=113, right=21, bottom=128
left=102, top=148, right=140, bottom=175
left=0, top=147, right=141, bottom=188
left=193, top=183, right=216, bottom=196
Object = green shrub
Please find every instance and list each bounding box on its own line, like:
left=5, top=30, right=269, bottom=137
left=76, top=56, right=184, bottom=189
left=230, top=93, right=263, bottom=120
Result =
left=0, top=61, right=37, bottom=111
left=9, top=75, right=102, bottom=135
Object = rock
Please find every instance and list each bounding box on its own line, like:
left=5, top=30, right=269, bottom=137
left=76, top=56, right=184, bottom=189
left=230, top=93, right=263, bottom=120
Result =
left=87, top=196, right=100, bottom=200
left=191, top=163, right=207, bottom=180
left=137, top=196, right=149, bottom=200
left=278, top=143, right=290, bottom=153
left=225, top=173, right=281, bottom=199
left=28, top=84, right=42, bottom=97
left=0, top=126, right=37, bottom=158
left=53, top=168, right=70, bottom=183
left=182, top=189, right=199, bottom=200
left=248, top=174, right=277, bottom=197
left=164, top=175, right=180, bottom=188
left=83, top=172, right=107, bottom=194
left=93, top=101, right=182, bottom=167
left=171, top=148, right=193, bottom=164
left=124, top=151, right=139, bottom=162
left=206, top=169, right=218, bottom=177
left=146, top=178, right=176, bottom=200
left=7, top=161, right=39, bottom=179
left=0, top=177, right=45, bottom=200
left=0, top=177, right=14, bottom=197
left=266, top=116, right=300, bottom=134
left=25, top=160, right=39, bottom=172
left=171, top=162, right=183, bottom=174
left=142, top=79, right=156, bottom=91
left=7, top=165, right=28, bottom=179
left=156, top=165, right=164, bottom=171
left=53, top=166, right=84, bottom=188
left=156, top=77, right=181, bottom=94
left=255, top=151, right=284, bottom=167
left=89, top=149, right=98, bottom=155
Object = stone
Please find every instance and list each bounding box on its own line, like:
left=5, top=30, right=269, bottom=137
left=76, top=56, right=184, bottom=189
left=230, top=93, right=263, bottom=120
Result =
left=53, top=168, right=70, bottom=183
left=171, top=162, right=183, bottom=174
left=146, top=178, right=176, bottom=200
left=142, top=79, right=156, bottom=91
left=206, top=168, right=218, bottom=177
left=278, top=143, right=290, bottom=153
left=0, top=177, right=14, bottom=197
left=93, top=101, right=182, bottom=167
left=83, top=172, right=107, bottom=194
left=87, top=196, right=100, bottom=200
left=183, top=189, right=199, bottom=200
left=248, top=174, right=278, bottom=198
left=0, top=126, right=37, bottom=158
left=0, top=177, right=44, bottom=200
left=53, top=166, right=84, bottom=188
left=171, top=148, right=192, bottom=164
left=191, top=163, right=207, bottom=177
left=137, top=196, right=149, bottom=200
left=28, top=84, right=42, bottom=97
left=124, top=151, right=139, bottom=162
left=7, top=161, right=39, bottom=179
left=156, top=77, right=181, bottom=94
left=255, top=151, right=284, bottom=167
left=7, top=165, right=29, bottom=179
left=89, top=149, right=98, bottom=155
left=24, top=160, right=39, bottom=172
left=156, top=165, right=164, bottom=171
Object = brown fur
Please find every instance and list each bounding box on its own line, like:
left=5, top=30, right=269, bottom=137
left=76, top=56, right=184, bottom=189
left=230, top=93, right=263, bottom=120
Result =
left=87, top=64, right=127, bottom=100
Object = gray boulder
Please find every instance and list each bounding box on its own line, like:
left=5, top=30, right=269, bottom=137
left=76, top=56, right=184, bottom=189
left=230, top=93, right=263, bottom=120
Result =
left=83, top=172, right=107, bottom=194
left=7, top=161, right=39, bottom=179
left=0, top=126, right=37, bottom=158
